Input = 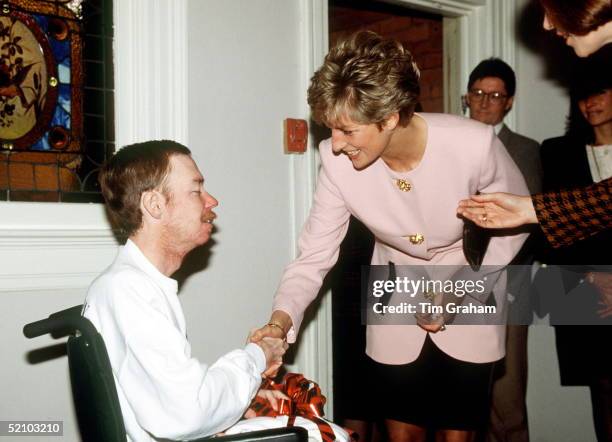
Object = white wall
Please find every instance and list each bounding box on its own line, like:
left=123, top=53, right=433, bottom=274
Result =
left=514, top=0, right=569, bottom=142
left=0, top=204, right=118, bottom=441
left=527, top=327, right=597, bottom=442
left=0, top=289, right=85, bottom=441
left=182, top=0, right=303, bottom=362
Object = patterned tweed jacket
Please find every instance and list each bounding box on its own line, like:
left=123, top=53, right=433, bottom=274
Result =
left=536, top=135, right=611, bottom=249
left=533, top=178, right=611, bottom=248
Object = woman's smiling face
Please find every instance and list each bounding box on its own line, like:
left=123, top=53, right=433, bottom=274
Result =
left=579, top=89, right=612, bottom=129
left=328, top=116, right=395, bottom=170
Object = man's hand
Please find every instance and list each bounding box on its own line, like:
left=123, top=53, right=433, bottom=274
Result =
left=244, top=389, right=290, bottom=418
left=457, top=192, right=537, bottom=228
left=254, top=337, right=288, bottom=378
left=587, top=272, right=612, bottom=319
left=249, top=311, right=292, bottom=377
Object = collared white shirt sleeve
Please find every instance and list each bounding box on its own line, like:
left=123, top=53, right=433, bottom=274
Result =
left=85, top=267, right=265, bottom=441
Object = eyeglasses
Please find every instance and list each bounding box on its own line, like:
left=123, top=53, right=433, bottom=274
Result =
left=468, top=89, right=508, bottom=104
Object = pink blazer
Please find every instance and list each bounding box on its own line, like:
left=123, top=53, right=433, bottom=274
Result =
left=273, top=113, right=529, bottom=364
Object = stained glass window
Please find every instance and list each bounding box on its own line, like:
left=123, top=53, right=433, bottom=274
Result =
left=0, top=0, right=113, bottom=202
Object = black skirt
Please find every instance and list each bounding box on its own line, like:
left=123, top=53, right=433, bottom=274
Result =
left=555, top=325, right=612, bottom=385
left=331, top=217, right=497, bottom=429
left=369, top=334, right=498, bottom=431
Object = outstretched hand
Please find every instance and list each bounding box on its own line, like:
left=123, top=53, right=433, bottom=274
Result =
left=249, top=326, right=286, bottom=378
left=249, top=311, right=292, bottom=378
left=249, top=311, right=292, bottom=344
left=254, top=337, right=288, bottom=378
left=249, top=323, right=286, bottom=343
left=457, top=192, right=537, bottom=229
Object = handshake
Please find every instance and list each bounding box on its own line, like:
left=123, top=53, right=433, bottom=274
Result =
left=249, top=311, right=293, bottom=378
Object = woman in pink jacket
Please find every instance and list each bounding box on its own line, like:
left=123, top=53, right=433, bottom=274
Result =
left=252, top=31, right=528, bottom=442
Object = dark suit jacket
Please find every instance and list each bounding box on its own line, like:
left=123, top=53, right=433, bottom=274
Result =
left=540, top=135, right=612, bottom=384
left=497, top=125, right=543, bottom=322
left=498, top=124, right=542, bottom=194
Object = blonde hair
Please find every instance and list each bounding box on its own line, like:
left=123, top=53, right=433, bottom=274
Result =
left=307, top=30, right=420, bottom=128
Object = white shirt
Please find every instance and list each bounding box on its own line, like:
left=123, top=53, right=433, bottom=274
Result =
left=84, top=240, right=266, bottom=441
left=494, top=122, right=504, bottom=136
left=586, top=143, right=612, bottom=182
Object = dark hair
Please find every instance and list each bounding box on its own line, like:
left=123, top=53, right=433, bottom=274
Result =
left=566, top=52, right=612, bottom=142
left=540, top=0, right=612, bottom=36
left=570, top=48, right=612, bottom=101
left=467, top=58, right=516, bottom=97
left=99, top=140, right=191, bottom=236
left=307, top=30, right=420, bottom=128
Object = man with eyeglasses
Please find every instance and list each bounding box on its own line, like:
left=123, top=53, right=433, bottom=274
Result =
left=466, top=58, right=542, bottom=196
left=465, top=58, right=541, bottom=442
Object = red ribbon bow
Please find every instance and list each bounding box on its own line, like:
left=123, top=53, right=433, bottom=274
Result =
left=249, top=373, right=354, bottom=442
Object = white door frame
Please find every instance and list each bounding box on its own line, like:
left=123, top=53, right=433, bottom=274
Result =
left=293, top=0, right=517, bottom=416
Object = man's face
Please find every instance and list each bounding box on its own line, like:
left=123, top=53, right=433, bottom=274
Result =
left=467, top=77, right=514, bottom=126
left=161, top=154, right=218, bottom=253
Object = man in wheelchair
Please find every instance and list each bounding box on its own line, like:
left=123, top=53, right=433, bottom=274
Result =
left=83, top=140, right=288, bottom=441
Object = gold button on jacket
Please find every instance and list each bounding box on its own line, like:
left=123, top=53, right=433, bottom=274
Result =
left=407, top=233, right=424, bottom=245
left=395, top=179, right=412, bottom=192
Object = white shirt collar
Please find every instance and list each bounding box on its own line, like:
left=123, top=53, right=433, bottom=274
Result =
left=122, top=239, right=178, bottom=294
left=494, top=122, right=504, bottom=136
left=585, top=144, right=612, bottom=183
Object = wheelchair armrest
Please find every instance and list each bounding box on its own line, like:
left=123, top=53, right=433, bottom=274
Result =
left=194, top=427, right=308, bottom=442
left=23, top=305, right=96, bottom=340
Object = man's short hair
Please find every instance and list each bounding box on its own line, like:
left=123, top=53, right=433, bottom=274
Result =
left=307, top=30, right=421, bottom=128
left=468, top=58, right=516, bottom=97
left=99, top=140, right=191, bottom=236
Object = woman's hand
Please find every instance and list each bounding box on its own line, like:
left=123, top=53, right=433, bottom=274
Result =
left=248, top=311, right=293, bottom=378
left=249, top=311, right=292, bottom=343
left=457, top=192, right=538, bottom=228
left=416, top=320, right=445, bottom=333
left=415, top=293, right=459, bottom=333
left=587, top=272, right=612, bottom=319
